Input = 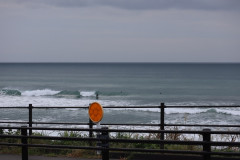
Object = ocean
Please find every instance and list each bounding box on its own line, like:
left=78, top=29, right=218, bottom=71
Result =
left=0, top=63, right=240, bottom=128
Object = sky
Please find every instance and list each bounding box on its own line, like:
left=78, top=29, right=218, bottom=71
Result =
left=0, top=0, right=240, bottom=63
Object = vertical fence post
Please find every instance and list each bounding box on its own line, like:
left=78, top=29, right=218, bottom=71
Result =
left=160, top=103, right=165, bottom=150
left=89, top=118, right=93, bottom=146
left=203, top=129, right=211, bottom=160
left=28, top=104, right=32, bottom=136
left=101, top=127, right=109, bottom=160
left=21, top=126, right=28, bottom=160
left=88, top=103, right=94, bottom=146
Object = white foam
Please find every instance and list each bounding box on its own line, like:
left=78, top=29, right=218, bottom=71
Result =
left=80, top=91, right=96, bottom=97
left=21, top=89, right=60, bottom=97
left=0, top=94, right=134, bottom=107
left=1, top=93, right=240, bottom=116
left=215, top=108, right=240, bottom=116
left=107, top=107, right=209, bottom=114
left=165, top=108, right=208, bottom=114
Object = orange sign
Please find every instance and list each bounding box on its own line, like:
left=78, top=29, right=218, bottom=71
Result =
left=88, top=102, right=104, bottom=123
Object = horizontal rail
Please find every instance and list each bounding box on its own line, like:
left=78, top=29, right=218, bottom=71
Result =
left=1, top=121, right=240, bottom=128
left=2, top=134, right=240, bottom=146
left=31, top=122, right=159, bottom=126
left=163, top=105, right=240, bottom=108
left=0, top=121, right=29, bottom=124
left=165, top=124, right=240, bottom=127
left=1, top=126, right=240, bottom=135
left=0, top=134, right=204, bottom=145
left=0, top=107, right=88, bottom=109
left=0, top=107, right=29, bottom=109
left=1, top=142, right=240, bottom=156
left=0, top=105, right=240, bottom=109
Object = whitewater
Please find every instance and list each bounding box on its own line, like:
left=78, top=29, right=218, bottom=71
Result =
left=0, top=88, right=239, bottom=115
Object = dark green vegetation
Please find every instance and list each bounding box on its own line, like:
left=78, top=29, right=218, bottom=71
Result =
left=0, top=128, right=239, bottom=159
left=0, top=129, right=98, bottom=158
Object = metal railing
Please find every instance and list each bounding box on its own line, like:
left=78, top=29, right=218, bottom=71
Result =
left=0, top=103, right=240, bottom=160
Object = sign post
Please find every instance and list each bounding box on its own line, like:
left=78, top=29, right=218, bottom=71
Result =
left=88, top=102, right=105, bottom=155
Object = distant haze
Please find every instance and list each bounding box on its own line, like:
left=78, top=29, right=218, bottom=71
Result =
left=0, top=0, right=240, bottom=62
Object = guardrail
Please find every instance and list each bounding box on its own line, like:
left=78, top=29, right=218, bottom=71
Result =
left=1, top=103, right=240, bottom=160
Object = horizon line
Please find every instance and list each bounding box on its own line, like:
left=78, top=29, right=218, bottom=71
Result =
left=0, top=62, right=240, bottom=64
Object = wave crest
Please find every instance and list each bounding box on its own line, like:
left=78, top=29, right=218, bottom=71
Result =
left=99, top=91, right=128, bottom=96
left=22, top=89, right=59, bottom=97
left=80, top=91, right=96, bottom=97
left=55, top=90, right=81, bottom=98
left=0, top=89, right=21, bottom=96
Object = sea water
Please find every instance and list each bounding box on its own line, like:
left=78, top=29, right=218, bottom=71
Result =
left=0, top=63, right=240, bottom=129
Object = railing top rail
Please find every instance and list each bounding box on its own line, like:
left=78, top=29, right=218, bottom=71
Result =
left=1, top=126, right=240, bottom=134
left=102, top=105, right=240, bottom=108
left=1, top=121, right=240, bottom=128
left=0, top=107, right=29, bottom=109
left=0, top=106, right=88, bottom=109
left=164, top=105, right=240, bottom=108
left=0, top=105, right=240, bottom=109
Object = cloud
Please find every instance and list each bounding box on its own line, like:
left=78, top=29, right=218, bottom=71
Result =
left=98, top=0, right=240, bottom=11
left=0, top=0, right=239, bottom=62
left=1, top=0, right=240, bottom=11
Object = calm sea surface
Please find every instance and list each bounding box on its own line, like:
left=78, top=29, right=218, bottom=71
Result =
left=0, top=63, right=240, bottom=127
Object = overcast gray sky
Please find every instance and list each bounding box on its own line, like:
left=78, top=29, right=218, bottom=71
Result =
left=0, top=0, right=240, bottom=62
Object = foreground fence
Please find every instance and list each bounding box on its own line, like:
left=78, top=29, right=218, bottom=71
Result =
left=0, top=103, right=240, bottom=160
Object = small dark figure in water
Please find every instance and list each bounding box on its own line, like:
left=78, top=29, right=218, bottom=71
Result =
left=96, top=92, right=99, bottom=99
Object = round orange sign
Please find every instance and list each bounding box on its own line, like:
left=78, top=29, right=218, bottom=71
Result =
left=88, top=102, right=103, bottom=123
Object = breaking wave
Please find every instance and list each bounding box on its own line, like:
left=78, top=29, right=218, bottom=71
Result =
left=55, top=90, right=81, bottom=98
left=99, top=91, right=128, bottom=96
left=21, top=89, right=60, bottom=97
left=1, top=88, right=240, bottom=116
left=0, top=88, right=128, bottom=98
left=0, top=89, right=21, bottom=96
left=80, top=91, right=96, bottom=97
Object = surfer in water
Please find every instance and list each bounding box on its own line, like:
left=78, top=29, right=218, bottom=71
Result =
left=96, top=92, right=99, bottom=99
